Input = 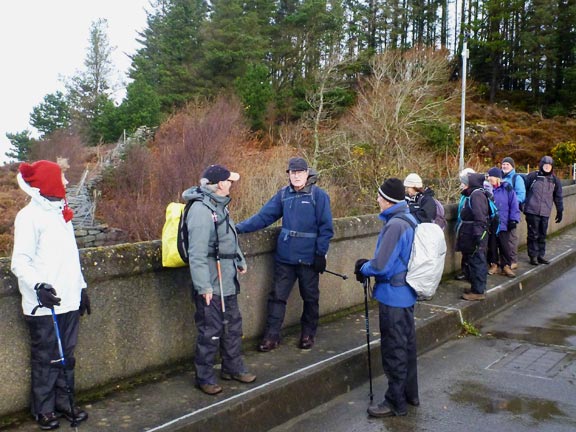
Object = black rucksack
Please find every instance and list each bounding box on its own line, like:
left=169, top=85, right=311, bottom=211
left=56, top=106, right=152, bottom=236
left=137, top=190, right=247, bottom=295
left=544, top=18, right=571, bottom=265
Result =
left=466, top=188, right=500, bottom=235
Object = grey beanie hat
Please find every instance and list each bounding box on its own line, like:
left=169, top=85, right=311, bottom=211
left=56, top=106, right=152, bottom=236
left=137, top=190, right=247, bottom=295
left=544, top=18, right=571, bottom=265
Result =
left=502, top=157, right=515, bottom=168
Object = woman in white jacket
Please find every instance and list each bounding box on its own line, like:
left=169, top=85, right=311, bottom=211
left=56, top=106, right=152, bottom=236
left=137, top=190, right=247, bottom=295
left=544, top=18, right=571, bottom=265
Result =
left=11, top=160, right=90, bottom=430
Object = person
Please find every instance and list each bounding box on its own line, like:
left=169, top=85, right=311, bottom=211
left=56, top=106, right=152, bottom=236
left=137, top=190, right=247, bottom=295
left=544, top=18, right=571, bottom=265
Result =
left=236, top=157, right=334, bottom=352
left=501, top=157, right=525, bottom=269
left=454, top=168, right=475, bottom=282
left=456, top=171, right=490, bottom=301
left=523, top=156, right=564, bottom=265
left=11, top=160, right=90, bottom=430
left=485, top=167, right=520, bottom=278
left=183, top=164, right=256, bottom=395
left=354, top=178, right=419, bottom=418
left=403, top=173, right=437, bottom=223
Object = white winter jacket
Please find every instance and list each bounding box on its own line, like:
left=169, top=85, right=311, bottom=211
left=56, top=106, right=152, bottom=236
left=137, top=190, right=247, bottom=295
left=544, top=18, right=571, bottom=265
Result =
left=11, top=173, right=87, bottom=316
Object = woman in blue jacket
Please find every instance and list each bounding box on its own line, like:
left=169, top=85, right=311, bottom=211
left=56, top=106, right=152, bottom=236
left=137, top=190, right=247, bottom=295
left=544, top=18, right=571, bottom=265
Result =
left=485, top=167, right=520, bottom=278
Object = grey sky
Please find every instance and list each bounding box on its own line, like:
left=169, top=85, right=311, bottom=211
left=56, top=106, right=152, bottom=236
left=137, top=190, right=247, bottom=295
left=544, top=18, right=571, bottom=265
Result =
left=0, top=0, right=150, bottom=163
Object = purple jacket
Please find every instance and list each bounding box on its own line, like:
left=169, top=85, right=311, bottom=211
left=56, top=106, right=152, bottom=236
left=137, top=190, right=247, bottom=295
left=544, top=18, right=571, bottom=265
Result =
left=493, top=181, right=520, bottom=231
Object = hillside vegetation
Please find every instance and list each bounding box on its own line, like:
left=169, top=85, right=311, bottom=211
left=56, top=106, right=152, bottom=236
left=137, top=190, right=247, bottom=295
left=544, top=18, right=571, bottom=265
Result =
left=1, top=92, right=575, bottom=257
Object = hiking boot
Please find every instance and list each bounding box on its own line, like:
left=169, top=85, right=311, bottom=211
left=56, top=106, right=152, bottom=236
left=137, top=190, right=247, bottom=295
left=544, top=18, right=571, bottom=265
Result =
left=461, top=292, right=486, bottom=301
left=367, top=401, right=406, bottom=418
left=258, top=338, right=280, bottom=352
left=221, top=371, right=256, bottom=383
left=529, top=256, right=539, bottom=266
left=406, top=397, right=420, bottom=407
left=502, top=265, right=516, bottom=278
left=462, top=287, right=472, bottom=295
left=36, top=413, right=59, bottom=430
left=538, top=257, right=550, bottom=265
left=511, top=262, right=518, bottom=270
left=56, top=405, right=88, bottom=423
left=299, top=335, right=315, bottom=350
left=487, top=263, right=499, bottom=275
left=197, top=383, right=223, bottom=395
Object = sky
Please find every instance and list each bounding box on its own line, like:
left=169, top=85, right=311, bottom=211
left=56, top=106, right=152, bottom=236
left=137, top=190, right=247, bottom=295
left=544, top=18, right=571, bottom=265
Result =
left=0, top=0, right=151, bottom=163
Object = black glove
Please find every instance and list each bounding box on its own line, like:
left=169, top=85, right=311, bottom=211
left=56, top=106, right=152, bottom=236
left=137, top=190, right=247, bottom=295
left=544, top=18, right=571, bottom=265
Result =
left=354, top=259, right=369, bottom=283
left=79, top=289, right=91, bottom=316
left=313, top=255, right=327, bottom=274
left=35, top=283, right=61, bottom=309
left=507, top=220, right=517, bottom=231
left=555, top=212, right=563, bottom=223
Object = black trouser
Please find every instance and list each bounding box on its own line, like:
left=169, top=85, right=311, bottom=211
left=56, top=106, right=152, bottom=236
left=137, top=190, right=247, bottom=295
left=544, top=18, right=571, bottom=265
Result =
left=25, top=311, right=79, bottom=416
left=379, top=304, right=418, bottom=415
left=525, top=213, right=550, bottom=259
left=463, top=237, right=488, bottom=294
left=263, top=261, right=320, bottom=341
left=487, top=230, right=513, bottom=268
left=193, top=293, right=245, bottom=385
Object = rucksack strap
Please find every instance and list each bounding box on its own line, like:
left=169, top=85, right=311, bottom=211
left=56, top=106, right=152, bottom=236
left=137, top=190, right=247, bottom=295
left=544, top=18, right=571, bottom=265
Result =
left=281, top=228, right=318, bottom=240
left=384, top=213, right=417, bottom=286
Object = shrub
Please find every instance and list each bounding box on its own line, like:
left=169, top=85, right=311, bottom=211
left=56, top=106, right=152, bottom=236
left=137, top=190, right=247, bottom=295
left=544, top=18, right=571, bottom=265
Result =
left=552, top=141, right=576, bottom=168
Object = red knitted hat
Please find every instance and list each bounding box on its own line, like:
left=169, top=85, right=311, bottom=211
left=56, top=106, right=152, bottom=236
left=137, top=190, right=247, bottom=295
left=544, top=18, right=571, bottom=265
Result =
left=19, top=160, right=66, bottom=199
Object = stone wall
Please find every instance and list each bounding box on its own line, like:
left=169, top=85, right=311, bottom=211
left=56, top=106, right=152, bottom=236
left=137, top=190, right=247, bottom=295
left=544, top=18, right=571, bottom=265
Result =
left=0, top=183, right=574, bottom=417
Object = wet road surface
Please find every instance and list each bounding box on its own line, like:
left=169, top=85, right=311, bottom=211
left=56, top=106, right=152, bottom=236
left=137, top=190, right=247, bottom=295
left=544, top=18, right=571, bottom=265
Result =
left=270, top=265, right=576, bottom=432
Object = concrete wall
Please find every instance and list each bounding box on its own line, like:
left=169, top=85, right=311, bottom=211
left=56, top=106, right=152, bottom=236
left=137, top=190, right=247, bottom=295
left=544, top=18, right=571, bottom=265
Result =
left=0, top=183, right=574, bottom=417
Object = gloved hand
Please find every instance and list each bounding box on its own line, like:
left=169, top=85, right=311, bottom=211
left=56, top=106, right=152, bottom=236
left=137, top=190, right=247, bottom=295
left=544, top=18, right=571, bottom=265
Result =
left=507, top=220, right=518, bottom=231
left=34, top=283, right=61, bottom=309
left=555, top=212, right=563, bottom=223
left=79, top=289, right=91, bottom=316
left=354, top=259, right=369, bottom=283
left=313, top=255, right=327, bottom=274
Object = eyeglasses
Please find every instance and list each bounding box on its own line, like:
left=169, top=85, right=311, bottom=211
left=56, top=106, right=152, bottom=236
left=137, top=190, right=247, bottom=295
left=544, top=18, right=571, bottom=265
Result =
left=289, top=170, right=307, bottom=176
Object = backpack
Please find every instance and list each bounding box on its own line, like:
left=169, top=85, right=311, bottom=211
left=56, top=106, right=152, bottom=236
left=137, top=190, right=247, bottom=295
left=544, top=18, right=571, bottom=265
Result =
left=432, top=198, right=447, bottom=230
left=511, top=172, right=528, bottom=191
left=467, top=188, right=500, bottom=235
left=161, top=197, right=215, bottom=268
left=396, top=214, right=447, bottom=300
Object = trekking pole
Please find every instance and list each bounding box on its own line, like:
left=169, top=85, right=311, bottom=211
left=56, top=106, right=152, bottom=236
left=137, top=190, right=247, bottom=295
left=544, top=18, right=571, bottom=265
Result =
left=362, top=278, right=374, bottom=403
left=212, top=213, right=229, bottom=333
left=51, top=308, right=79, bottom=431
left=324, top=269, right=349, bottom=280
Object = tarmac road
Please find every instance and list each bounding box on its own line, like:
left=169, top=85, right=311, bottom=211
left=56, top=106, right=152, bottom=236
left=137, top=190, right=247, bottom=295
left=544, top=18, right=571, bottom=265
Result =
left=270, top=265, right=576, bottom=432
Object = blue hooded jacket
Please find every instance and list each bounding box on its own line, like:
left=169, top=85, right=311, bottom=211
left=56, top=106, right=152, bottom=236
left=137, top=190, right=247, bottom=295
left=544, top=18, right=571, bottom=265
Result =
left=236, top=178, right=333, bottom=265
left=360, top=201, right=417, bottom=308
left=502, top=168, right=526, bottom=204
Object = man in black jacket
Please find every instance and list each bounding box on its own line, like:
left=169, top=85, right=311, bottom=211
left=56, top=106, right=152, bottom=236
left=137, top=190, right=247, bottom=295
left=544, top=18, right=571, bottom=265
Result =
left=456, top=172, right=490, bottom=301
left=523, top=156, right=563, bottom=265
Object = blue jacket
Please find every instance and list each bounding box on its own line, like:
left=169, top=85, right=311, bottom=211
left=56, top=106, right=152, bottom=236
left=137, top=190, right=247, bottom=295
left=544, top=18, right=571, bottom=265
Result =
left=236, top=183, right=333, bottom=265
left=492, top=181, right=520, bottom=231
left=502, top=169, right=526, bottom=204
left=360, top=202, right=417, bottom=308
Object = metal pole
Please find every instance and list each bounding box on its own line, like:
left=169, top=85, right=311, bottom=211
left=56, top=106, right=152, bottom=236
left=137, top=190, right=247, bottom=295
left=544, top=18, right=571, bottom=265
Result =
left=459, top=32, right=468, bottom=173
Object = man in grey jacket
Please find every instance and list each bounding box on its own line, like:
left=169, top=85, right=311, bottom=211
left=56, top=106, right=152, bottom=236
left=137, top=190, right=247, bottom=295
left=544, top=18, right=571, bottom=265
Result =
left=523, top=156, right=563, bottom=265
left=182, top=164, right=256, bottom=395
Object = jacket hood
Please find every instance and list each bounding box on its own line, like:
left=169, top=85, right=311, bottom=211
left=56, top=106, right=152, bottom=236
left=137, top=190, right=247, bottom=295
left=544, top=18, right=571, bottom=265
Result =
left=306, top=168, right=318, bottom=186
left=181, top=185, right=231, bottom=208
left=182, top=186, right=203, bottom=202
left=17, top=172, right=66, bottom=214
left=467, top=173, right=486, bottom=190
left=380, top=201, right=409, bottom=222
left=539, top=156, right=554, bottom=175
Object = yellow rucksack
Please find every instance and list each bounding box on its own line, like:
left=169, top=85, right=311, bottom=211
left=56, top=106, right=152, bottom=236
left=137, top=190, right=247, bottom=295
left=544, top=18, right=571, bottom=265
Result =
left=161, top=202, right=187, bottom=268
